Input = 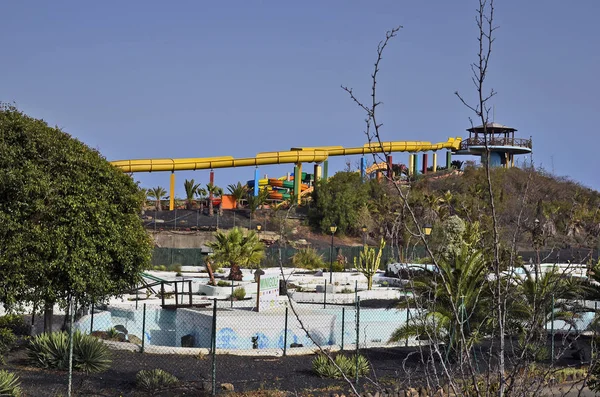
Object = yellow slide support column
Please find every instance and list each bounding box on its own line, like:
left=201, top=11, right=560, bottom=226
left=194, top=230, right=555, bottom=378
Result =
left=169, top=171, right=175, bottom=211
left=314, top=164, right=322, bottom=183
left=294, top=163, right=302, bottom=205
left=432, top=152, right=438, bottom=173
left=408, top=154, right=414, bottom=177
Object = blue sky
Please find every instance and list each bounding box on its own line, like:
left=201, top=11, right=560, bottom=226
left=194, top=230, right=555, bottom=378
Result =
left=3, top=1, right=599, bottom=197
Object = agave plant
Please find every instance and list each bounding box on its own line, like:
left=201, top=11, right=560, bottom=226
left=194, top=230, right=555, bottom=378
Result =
left=0, top=370, right=21, bottom=397
left=136, top=369, right=179, bottom=392
left=27, top=331, right=111, bottom=373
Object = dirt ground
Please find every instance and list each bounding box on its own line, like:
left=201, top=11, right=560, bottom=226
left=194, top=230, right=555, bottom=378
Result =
left=4, top=340, right=596, bottom=397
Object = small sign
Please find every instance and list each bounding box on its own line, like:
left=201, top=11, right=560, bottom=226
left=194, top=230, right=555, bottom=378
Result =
left=256, top=274, right=280, bottom=312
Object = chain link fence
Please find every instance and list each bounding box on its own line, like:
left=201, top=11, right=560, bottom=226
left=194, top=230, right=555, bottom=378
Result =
left=65, top=274, right=415, bottom=395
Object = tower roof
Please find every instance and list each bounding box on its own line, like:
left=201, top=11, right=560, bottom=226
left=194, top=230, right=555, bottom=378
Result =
left=467, top=122, right=517, bottom=133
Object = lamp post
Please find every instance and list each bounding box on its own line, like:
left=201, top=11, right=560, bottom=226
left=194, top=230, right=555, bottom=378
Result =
left=256, top=224, right=261, bottom=234
left=329, top=224, right=337, bottom=283
left=361, top=225, right=367, bottom=246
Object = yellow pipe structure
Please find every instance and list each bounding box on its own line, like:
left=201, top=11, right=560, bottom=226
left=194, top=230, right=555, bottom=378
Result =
left=169, top=172, right=175, bottom=212
left=110, top=137, right=462, bottom=209
left=289, top=137, right=461, bottom=156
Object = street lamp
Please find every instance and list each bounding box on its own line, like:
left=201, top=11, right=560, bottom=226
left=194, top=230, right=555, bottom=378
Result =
left=361, top=225, right=368, bottom=246
left=423, top=224, right=432, bottom=237
left=256, top=224, right=262, bottom=232
left=329, top=224, right=337, bottom=283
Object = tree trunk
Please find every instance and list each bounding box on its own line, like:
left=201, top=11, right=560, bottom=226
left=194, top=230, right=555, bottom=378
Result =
left=43, top=302, right=54, bottom=334
left=206, top=261, right=216, bottom=286
left=209, top=200, right=214, bottom=217
left=228, top=264, right=243, bottom=281
left=367, top=276, right=373, bottom=290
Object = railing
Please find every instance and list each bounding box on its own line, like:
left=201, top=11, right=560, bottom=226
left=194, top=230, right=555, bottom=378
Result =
left=460, top=137, right=532, bottom=150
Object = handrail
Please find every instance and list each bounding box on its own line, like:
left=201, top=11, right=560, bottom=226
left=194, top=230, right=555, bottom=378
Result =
left=460, top=137, right=532, bottom=150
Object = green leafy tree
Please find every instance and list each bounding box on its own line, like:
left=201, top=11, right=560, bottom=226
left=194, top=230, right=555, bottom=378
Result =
left=309, top=171, right=372, bottom=235
left=183, top=179, right=201, bottom=210
left=147, top=186, right=167, bottom=211
left=207, top=227, right=265, bottom=280
left=0, top=105, right=153, bottom=331
left=227, top=182, right=248, bottom=209
left=354, top=238, right=385, bottom=290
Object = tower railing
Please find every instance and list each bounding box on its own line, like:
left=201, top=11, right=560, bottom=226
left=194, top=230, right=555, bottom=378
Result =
left=460, top=137, right=532, bottom=150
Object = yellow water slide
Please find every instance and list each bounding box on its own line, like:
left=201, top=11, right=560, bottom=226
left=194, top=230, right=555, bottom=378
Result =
left=110, top=137, right=461, bottom=209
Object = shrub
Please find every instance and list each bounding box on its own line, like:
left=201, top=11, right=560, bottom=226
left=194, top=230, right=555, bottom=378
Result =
left=217, top=280, right=230, bottom=287
left=0, top=328, right=17, bottom=355
left=0, top=370, right=21, bottom=397
left=312, top=353, right=370, bottom=379
left=27, top=331, right=111, bottom=373
left=232, top=287, right=246, bottom=300
left=136, top=369, right=179, bottom=392
left=0, top=315, right=30, bottom=336
left=105, top=327, right=120, bottom=340
left=292, top=248, right=325, bottom=270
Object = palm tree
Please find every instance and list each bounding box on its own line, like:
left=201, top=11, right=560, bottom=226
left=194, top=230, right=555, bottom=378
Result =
left=196, top=186, right=207, bottom=214
left=184, top=179, right=201, bottom=210
left=206, top=183, right=221, bottom=217
left=390, top=228, right=491, bottom=357
left=207, top=227, right=265, bottom=280
left=227, top=182, right=248, bottom=209
left=509, top=266, right=585, bottom=350
left=147, top=186, right=167, bottom=211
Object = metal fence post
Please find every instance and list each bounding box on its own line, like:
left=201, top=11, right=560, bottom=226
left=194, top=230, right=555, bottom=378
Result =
left=67, top=298, right=75, bottom=397
left=141, top=303, right=146, bottom=353
left=283, top=306, right=289, bottom=357
left=323, top=280, right=327, bottom=309
left=89, top=303, right=94, bottom=334
left=211, top=298, right=217, bottom=396
left=551, top=294, right=555, bottom=363
left=161, top=282, right=165, bottom=307
left=355, top=296, right=360, bottom=384
left=355, top=280, right=358, bottom=304
left=231, top=282, right=234, bottom=308
left=341, top=307, right=345, bottom=351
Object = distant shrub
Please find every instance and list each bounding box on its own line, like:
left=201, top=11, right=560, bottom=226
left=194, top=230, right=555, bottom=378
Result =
left=217, top=280, right=230, bottom=287
left=292, top=248, right=325, bottom=270
left=0, top=328, right=17, bottom=356
left=136, top=369, right=179, bottom=392
left=232, top=287, right=246, bottom=300
left=0, top=315, right=30, bottom=336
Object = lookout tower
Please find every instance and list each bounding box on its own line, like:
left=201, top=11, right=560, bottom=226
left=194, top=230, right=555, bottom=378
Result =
left=455, top=122, right=532, bottom=167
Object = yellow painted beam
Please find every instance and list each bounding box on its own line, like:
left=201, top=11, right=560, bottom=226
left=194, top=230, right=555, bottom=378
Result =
left=169, top=172, right=175, bottom=211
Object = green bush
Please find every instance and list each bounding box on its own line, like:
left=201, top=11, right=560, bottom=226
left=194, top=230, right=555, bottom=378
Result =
left=0, top=315, right=30, bottom=336
left=27, top=331, right=111, bottom=373
left=292, top=248, right=325, bottom=270
left=136, top=369, right=179, bottom=392
left=0, top=370, right=21, bottom=397
left=232, top=287, right=246, bottom=300
left=0, top=328, right=17, bottom=355
left=217, top=280, right=230, bottom=287
left=312, top=353, right=370, bottom=379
